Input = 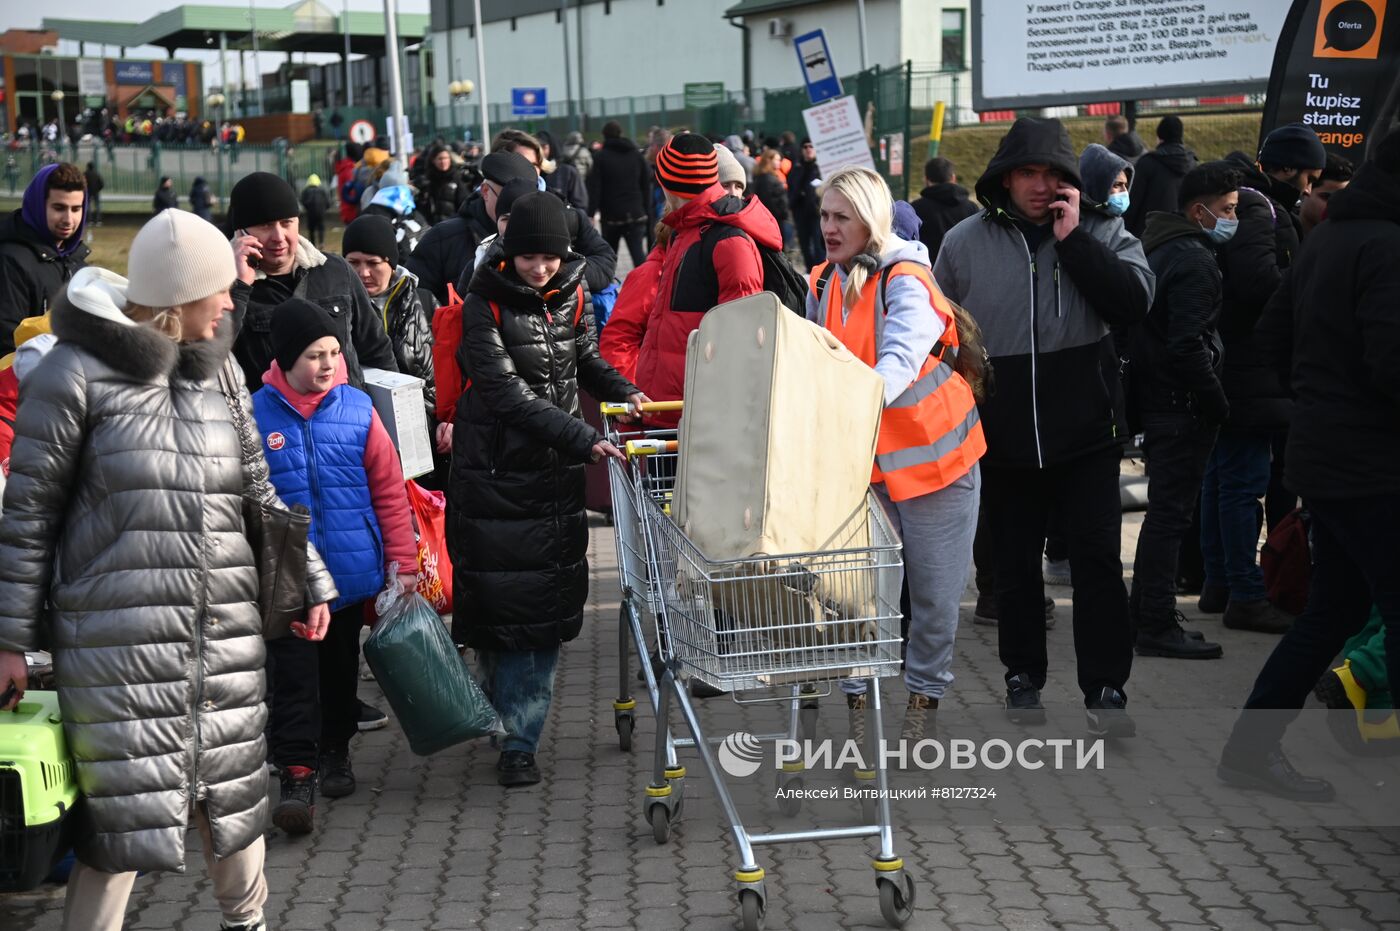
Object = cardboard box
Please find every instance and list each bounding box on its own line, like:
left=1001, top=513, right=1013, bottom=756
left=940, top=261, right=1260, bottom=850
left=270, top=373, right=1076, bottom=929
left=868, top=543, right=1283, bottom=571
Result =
left=361, top=368, right=434, bottom=479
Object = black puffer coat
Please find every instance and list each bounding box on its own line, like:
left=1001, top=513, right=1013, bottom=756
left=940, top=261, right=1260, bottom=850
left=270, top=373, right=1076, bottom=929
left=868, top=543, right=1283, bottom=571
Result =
left=447, top=257, right=638, bottom=651
left=372, top=266, right=438, bottom=418
left=421, top=145, right=470, bottom=224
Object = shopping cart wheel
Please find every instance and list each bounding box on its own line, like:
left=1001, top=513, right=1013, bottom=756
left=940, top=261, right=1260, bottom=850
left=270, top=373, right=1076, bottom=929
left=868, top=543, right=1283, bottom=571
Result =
left=777, top=777, right=803, bottom=816
left=648, top=803, right=671, bottom=844
left=739, top=889, right=765, bottom=931
left=876, top=872, right=916, bottom=927
left=615, top=711, right=635, bottom=751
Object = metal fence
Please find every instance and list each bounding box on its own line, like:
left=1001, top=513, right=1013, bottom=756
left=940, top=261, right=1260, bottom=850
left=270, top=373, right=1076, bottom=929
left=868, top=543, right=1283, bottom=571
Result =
left=3, top=139, right=340, bottom=207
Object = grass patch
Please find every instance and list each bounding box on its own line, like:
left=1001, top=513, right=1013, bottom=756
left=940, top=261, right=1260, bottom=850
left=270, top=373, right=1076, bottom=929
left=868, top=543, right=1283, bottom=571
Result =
left=911, top=112, right=1263, bottom=193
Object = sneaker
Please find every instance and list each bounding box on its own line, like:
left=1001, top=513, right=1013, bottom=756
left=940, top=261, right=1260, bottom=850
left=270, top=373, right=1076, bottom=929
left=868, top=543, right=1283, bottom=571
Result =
left=272, top=765, right=316, bottom=835
left=1042, top=558, right=1072, bottom=587
left=1217, top=745, right=1335, bottom=802
left=357, top=700, right=389, bottom=731
left=1197, top=583, right=1228, bottom=614
left=220, top=917, right=267, bottom=931
left=901, top=693, right=938, bottom=743
left=1135, top=614, right=1223, bottom=659
left=318, top=746, right=356, bottom=798
left=497, top=750, right=541, bottom=787
left=1222, top=599, right=1295, bottom=634
left=1004, top=674, right=1046, bottom=725
left=1085, top=686, right=1137, bottom=738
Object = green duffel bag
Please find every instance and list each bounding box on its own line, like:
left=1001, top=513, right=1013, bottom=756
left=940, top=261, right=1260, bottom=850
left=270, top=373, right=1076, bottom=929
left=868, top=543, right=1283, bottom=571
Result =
left=365, top=589, right=502, bottom=756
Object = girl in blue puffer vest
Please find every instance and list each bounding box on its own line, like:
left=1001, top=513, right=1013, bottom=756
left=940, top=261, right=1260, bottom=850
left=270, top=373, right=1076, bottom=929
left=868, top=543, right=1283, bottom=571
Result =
left=252, top=297, right=417, bottom=835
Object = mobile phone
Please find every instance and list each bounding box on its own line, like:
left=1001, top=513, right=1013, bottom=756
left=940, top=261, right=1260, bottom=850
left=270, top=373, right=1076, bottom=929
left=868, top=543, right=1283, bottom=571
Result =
left=235, top=229, right=260, bottom=269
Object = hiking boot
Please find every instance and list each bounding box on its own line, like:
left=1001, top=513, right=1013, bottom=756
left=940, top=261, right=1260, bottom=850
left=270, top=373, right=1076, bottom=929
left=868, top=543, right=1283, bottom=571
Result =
left=357, top=700, right=389, bottom=731
left=1135, top=614, right=1223, bottom=659
left=973, top=595, right=1056, bottom=629
left=846, top=692, right=868, bottom=751
left=901, top=693, right=938, bottom=743
left=1197, top=583, right=1228, bottom=614
left=318, top=746, right=356, bottom=798
left=1223, top=599, right=1295, bottom=634
left=497, top=750, right=541, bottom=787
left=1042, top=558, right=1072, bottom=587
left=1004, top=674, right=1046, bottom=725
left=1085, top=686, right=1137, bottom=739
left=1217, top=745, right=1335, bottom=802
left=272, top=765, right=315, bottom=835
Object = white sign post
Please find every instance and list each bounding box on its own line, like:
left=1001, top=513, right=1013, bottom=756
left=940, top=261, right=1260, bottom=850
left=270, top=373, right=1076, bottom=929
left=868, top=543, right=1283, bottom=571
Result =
left=802, top=95, right=875, bottom=174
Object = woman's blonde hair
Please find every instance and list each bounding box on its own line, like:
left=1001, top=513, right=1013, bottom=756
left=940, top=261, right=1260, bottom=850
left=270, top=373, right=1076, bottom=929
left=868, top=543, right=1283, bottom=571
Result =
left=818, top=166, right=893, bottom=311
left=123, top=303, right=183, bottom=341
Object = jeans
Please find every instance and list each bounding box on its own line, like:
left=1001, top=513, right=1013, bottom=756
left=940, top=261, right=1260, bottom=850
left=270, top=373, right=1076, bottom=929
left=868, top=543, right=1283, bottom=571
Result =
left=1200, top=428, right=1271, bottom=602
left=476, top=646, right=560, bottom=753
left=844, top=468, right=981, bottom=698
left=267, top=601, right=367, bottom=767
left=1226, top=495, right=1400, bottom=756
left=604, top=219, right=648, bottom=269
left=1130, top=412, right=1219, bottom=629
left=983, top=446, right=1134, bottom=701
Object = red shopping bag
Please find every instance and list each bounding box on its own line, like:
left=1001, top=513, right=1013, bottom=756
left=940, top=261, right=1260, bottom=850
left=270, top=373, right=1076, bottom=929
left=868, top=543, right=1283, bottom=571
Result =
left=406, top=479, right=453, bottom=615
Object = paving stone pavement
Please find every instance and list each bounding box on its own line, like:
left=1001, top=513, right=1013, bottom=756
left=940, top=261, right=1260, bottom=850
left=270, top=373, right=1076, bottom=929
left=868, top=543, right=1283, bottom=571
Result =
left=4, top=507, right=1399, bottom=930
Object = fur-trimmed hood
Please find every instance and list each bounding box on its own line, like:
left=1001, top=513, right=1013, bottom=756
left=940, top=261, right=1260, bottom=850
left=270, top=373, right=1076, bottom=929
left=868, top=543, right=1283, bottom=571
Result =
left=50, top=266, right=234, bottom=383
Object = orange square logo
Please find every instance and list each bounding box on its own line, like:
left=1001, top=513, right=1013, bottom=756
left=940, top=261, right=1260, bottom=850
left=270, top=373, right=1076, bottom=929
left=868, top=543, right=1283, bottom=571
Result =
left=1314, top=0, right=1386, bottom=58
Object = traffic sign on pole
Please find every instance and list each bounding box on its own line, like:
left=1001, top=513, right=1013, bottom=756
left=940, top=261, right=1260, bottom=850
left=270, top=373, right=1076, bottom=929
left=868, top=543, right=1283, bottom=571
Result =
left=349, top=119, right=376, bottom=144
left=511, top=87, right=549, bottom=118
left=794, top=29, right=842, bottom=104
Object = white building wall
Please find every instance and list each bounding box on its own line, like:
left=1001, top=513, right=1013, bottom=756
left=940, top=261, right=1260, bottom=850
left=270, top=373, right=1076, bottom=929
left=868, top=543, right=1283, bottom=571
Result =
left=743, top=0, right=903, bottom=93
left=431, top=0, right=741, bottom=121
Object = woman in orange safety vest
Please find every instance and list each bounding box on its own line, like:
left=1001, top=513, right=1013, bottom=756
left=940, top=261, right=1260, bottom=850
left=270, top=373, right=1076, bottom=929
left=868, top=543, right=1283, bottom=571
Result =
left=807, top=165, right=986, bottom=745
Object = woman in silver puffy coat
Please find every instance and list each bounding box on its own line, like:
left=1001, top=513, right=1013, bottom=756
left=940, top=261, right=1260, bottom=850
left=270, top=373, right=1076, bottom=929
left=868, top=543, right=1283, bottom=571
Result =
left=0, top=210, right=336, bottom=931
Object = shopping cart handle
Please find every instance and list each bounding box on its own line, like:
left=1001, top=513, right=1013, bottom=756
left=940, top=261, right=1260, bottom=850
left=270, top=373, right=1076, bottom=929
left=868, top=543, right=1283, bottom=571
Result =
left=600, top=400, right=685, bottom=416
left=625, top=439, right=679, bottom=457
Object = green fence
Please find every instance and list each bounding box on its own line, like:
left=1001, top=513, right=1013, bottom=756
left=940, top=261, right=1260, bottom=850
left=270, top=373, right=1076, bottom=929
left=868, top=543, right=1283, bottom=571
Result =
left=4, top=139, right=343, bottom=209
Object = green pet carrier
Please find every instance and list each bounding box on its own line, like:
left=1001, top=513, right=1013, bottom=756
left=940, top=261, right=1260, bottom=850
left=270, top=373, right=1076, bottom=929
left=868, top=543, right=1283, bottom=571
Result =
left=1, top=690, right=80, bottom=891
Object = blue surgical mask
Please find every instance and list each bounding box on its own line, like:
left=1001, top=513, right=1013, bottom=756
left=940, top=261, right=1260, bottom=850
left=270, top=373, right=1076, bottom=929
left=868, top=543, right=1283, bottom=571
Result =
left=1200, top=207, right=1238, bottom=244
left=536, top=175, right=547, bottom=192
left=1105, top=192, right=1130, bottom=216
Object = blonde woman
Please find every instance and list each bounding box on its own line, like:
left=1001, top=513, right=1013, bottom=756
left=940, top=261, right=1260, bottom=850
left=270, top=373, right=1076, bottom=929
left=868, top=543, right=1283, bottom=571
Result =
left=0, top=210, right=335, bottom=931
left=807, top=166, right=986, bottom=744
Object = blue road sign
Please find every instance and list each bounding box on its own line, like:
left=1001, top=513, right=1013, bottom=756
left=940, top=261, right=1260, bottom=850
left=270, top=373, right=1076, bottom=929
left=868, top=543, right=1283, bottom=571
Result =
left=511, top=87, right=549, bottom=118
left=793, top=29, right=842, bottom=104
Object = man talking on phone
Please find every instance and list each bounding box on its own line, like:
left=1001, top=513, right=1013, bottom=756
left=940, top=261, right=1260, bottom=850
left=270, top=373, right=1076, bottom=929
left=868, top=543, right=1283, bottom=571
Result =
left=227, top=171, right=397, bottom=390
left=934, top=117, right=1155, bottom=736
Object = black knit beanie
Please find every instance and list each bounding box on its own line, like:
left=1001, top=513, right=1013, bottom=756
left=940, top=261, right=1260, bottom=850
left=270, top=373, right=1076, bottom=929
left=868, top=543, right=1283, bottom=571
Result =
left=271, top=298, right=339, bottom=373
left=502, top=192, right=571, bottom=258
left=495, top=178, right=539, bottom=219
left=481, top=150, right=537, bottom=186
left=1259, top=123, right=1327, bottom=170
left=342, top=214, right=399, bottom=263
left=228, top=171, right=301, bottom=231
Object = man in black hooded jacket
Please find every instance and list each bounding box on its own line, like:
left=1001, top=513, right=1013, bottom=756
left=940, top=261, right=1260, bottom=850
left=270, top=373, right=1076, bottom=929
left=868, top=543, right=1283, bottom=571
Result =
left=934, top=117, right=1155, bottom=736
left=911, top=156, right=978, bottom=260
left=1218, top=128, right=1400, bottom=802
left=1124, top=116, right=1198, bottom=237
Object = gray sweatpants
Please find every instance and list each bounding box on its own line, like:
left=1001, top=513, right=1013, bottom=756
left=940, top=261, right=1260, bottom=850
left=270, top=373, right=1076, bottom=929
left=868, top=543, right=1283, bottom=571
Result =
left=844, top=464, right=981, bottom=699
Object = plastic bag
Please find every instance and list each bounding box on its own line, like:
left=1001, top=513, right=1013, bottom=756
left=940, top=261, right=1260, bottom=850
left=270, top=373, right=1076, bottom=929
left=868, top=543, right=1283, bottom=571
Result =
left=406, top=480, right=453, bottom=614
left=364, top=571, right=502, bottom=755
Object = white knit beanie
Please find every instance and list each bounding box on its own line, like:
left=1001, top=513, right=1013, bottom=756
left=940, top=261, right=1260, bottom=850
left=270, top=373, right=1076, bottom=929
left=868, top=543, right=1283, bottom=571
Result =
left=125, top=210, right=238, bottom=308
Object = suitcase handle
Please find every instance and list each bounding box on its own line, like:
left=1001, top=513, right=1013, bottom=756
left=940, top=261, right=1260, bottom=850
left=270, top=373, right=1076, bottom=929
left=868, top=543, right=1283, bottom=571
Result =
left=600, top=400, right=684, bottom=416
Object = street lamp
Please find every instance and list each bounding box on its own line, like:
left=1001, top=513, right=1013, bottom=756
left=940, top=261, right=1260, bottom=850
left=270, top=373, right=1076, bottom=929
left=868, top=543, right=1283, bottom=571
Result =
left=50, top=90, right=67, bottom=152
left=449, top=79, right=474, bottom=139
left=208, top=92, right=227, bottom=125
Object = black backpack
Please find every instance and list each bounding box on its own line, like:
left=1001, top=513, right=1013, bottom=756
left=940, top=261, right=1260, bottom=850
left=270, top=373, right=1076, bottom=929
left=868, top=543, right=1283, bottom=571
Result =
left=671, top=221, right=809, bottom=316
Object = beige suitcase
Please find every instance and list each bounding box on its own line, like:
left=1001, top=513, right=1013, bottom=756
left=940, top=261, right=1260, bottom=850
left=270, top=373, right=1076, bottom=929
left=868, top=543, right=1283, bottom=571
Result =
left=671, top=294, right=887, bottom=659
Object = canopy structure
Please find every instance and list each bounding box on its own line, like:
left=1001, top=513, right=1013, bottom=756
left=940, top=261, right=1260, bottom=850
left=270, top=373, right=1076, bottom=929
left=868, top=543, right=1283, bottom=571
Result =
left=44, top=1, right=428, bottom=58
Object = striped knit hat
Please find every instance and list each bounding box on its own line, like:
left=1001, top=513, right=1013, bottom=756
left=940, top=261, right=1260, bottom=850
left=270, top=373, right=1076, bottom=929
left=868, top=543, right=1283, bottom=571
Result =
left=655, top=133, right=719, bottom=199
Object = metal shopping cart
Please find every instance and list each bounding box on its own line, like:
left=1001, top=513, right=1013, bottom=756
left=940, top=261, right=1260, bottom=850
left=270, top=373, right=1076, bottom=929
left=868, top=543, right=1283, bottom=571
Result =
left=600, top=401, right=917, bottom=930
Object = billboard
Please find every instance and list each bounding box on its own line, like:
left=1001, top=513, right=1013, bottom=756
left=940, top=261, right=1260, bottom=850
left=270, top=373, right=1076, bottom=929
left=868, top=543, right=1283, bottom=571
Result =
left=972, top=0, right=1289, bottom=110
left=114, top=60, right=155, bottom=86
left=1260, top=0, right=1400, bottom=162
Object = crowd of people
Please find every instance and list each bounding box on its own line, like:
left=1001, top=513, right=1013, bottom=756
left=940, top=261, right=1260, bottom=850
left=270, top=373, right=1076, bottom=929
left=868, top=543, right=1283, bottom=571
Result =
left=0, top=111, right=1396, bottom=930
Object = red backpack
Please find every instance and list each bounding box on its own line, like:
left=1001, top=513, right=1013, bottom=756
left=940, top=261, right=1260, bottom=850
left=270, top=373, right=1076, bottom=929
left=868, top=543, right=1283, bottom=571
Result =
left=430, top=281, right=586, bottom=424
left=1260, top=508, right=1311, bottom=616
